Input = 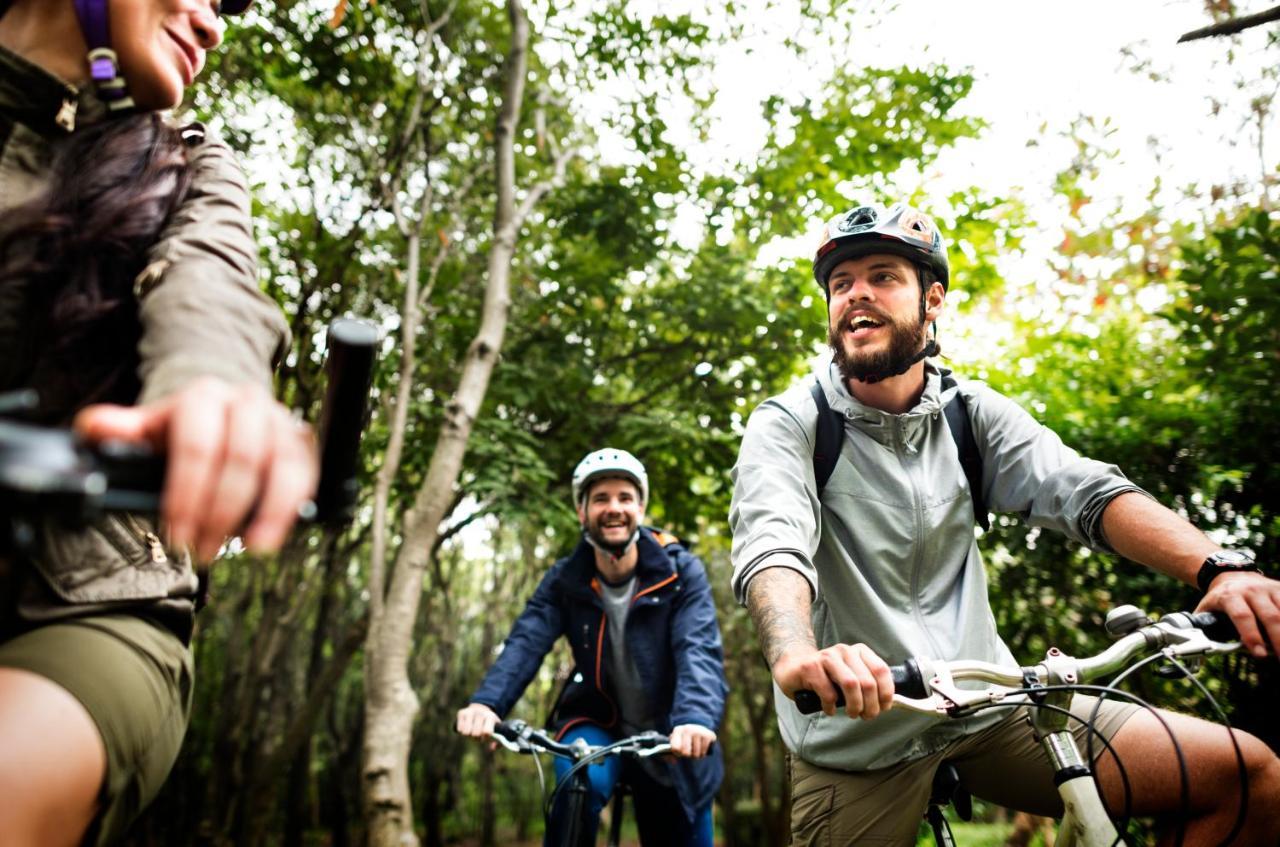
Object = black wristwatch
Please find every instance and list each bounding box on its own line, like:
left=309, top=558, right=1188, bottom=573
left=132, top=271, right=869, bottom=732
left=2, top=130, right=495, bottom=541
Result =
left=1196, top=550, right=1259, bottom=594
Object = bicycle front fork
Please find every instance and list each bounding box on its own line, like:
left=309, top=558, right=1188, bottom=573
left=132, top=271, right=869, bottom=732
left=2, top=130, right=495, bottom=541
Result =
left=1037, top=725, right=1121, bottom=846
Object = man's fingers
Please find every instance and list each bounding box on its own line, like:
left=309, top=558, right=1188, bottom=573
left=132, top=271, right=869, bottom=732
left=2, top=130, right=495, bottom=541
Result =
left=1250, top=587, right=1280, bottom=657
left=821, top=648, right=865, bottom=717
left=1200, top=573, right=1280, bottom=659
left=806, top=664, right=845, bottom=717
left=1244, top=591, right=1280, bottom=658
left=669, top=725, right=714, bottom=758
left=456, top=705, right=499, bottom=739
left=836, top=645, right=884, bottom=720
left=779, top=644, right=893, bottom=719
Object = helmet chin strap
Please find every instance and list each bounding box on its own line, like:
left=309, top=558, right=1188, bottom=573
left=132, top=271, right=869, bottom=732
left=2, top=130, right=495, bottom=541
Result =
left=73, top=0, right=136, bottom=112
left=583, top=528, right=639, bottom=560
left=858, top=337, right=940, bottom=385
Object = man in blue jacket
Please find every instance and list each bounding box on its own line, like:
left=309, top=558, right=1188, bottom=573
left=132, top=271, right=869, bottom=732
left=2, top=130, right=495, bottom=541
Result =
left=456, top=448, right=727, bottom=846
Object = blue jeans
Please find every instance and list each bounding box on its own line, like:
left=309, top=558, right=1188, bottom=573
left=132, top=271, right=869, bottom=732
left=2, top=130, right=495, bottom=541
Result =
left=545, top=724, right=714, bottom=847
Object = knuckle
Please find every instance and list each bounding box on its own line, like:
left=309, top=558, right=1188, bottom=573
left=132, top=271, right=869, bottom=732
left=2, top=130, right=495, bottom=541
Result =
left=223, top=440, right=264, bottom=472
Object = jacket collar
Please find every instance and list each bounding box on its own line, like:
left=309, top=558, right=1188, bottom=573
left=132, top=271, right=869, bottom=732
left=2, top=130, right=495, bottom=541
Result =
left=557, top=526, right=676, bottom=597
left=0, top=43, right=107, bottom=137
left=814, top=350, right=946, bottom=449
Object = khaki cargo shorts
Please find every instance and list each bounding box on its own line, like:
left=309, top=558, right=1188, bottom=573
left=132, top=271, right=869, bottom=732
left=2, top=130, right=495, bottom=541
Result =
left=0, top=614, right=193, bottom=846
left=790, top=695, right=1140, bottom=846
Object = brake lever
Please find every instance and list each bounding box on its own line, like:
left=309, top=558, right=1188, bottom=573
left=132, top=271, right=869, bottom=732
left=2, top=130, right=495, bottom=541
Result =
left=894, top=661, right=1023, bottom=717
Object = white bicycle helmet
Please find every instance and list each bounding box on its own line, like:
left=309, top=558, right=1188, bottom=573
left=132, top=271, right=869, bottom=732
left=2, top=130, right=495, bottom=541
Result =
left=813, top=202, right=949, bottom=292
left=571, top=448, right=648, bottom=507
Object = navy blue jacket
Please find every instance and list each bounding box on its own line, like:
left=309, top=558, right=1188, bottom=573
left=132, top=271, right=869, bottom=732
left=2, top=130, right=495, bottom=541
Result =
left=470, top=527, right=728, bottom=820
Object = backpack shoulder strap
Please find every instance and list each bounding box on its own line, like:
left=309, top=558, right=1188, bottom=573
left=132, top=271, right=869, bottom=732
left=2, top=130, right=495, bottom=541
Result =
left=939, top=371, right=990, bottom=531
left=810, top=381, right=843, bottom=496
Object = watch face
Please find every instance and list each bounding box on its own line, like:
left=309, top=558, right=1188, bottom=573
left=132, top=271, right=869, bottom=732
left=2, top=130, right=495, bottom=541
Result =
left=1210, top=550, right=1254, bottom=566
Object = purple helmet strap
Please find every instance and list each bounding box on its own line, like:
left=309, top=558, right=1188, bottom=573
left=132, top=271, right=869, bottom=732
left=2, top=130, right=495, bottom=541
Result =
left=73, top=0, right=135, bottom=109
left=73, top=0, right=110, bottom=50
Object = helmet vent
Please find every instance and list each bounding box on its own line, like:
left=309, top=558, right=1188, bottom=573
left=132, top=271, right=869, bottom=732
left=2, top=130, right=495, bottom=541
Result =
left=837, top=206, right=879, bottom=234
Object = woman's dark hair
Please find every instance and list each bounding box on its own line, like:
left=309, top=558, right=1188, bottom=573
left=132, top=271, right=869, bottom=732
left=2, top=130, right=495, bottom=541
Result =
left=0, top=113, right=193, bottom=422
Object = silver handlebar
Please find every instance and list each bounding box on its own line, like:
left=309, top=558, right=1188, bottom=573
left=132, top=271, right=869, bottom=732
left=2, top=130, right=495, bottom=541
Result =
left=894, top=611, right=1241, bottom=717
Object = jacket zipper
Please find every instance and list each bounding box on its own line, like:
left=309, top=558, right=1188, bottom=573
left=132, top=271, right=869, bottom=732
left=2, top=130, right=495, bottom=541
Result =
left=898, top=417, right=943, bottom=658
left=122, top=514, right=167, bottom=564
left=55, top=97, right=77, bottom=132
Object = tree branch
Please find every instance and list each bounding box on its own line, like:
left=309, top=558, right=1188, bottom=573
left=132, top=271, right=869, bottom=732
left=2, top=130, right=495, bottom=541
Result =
left=1178, top=4, right=1280, bottom=42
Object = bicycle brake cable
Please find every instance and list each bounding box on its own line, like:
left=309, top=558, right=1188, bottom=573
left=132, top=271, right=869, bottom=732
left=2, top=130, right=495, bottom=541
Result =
left=1100, top=652, right=1194, bottom=847
left=1158, top=653, right=1250, bottom=847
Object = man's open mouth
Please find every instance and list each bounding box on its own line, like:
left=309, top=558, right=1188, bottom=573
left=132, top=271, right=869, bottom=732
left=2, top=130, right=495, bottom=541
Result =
left=845, top=315, right=885, bottom=335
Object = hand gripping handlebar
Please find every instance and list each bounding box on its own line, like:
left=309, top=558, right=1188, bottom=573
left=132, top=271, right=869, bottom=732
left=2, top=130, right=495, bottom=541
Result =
left=792, top=611, right=1243, bottom=716
left=0, top=318, right=378, bottom=531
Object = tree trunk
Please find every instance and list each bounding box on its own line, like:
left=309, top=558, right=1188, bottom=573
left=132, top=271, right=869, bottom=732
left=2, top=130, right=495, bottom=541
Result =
left=361, top=2, right=532, bottom=844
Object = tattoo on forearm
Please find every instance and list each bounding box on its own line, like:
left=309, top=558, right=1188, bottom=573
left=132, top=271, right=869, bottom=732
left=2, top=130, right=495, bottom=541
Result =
left=746, top=568, right=817, bottom=668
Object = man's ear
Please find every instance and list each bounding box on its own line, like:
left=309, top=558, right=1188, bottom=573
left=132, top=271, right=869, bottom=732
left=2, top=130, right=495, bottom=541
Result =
left=924, top=281, right=946, bottom=323
left=576, top=503, right=586, bottom=524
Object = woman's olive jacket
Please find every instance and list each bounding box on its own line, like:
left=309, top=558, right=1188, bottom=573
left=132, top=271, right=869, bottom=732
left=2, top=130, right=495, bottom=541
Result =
left=0, top=45, right=287, bottom=640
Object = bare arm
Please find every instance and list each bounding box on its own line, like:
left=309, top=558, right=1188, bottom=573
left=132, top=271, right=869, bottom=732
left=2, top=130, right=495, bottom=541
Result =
left=1101, top=491, right=1280, bottom=657
left=1100, top=491, right=1216, bottom=584
left=745, top=567, right=892, bottom=719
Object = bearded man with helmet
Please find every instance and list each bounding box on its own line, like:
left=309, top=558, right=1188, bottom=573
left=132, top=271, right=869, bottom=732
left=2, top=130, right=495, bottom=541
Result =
left=0, top=1, right=316, bottom=844
left=457, top=448, right=728, bottom=846
left=729, top=201, right=1280, bottom=844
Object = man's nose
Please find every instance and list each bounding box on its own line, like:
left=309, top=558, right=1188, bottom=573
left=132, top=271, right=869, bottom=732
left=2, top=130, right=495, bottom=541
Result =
left=847, top=277, right=876, bottom=300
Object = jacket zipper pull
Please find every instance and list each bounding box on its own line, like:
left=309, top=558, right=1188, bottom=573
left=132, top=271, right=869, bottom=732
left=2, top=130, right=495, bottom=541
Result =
left=55, top=97, right=77, bottom=132
left=143, top=531, right=167, bottom=564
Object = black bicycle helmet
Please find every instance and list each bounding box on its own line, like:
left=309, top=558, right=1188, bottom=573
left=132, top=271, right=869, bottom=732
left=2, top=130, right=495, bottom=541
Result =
left=813, top=202, right=950, bottom=293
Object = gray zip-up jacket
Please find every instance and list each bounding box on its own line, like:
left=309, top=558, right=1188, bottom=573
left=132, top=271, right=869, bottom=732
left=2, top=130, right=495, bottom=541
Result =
left=729, top=352, right=1144, bottom=771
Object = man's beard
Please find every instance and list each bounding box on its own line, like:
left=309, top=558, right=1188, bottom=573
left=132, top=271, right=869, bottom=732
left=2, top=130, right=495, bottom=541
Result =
left=584, top=514, right=637, bottom=556
left=828, top=304, right=932, bottom=384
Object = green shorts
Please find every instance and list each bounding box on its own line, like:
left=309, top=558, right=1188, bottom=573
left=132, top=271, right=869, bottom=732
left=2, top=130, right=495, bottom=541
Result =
left=790, top=695, right=1141, bottom=846
left=0, top=614, right=193, bottom=846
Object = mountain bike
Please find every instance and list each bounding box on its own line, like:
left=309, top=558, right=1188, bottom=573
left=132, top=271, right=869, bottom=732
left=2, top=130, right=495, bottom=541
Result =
left=490, top=718, right=672, bottom=847
left=795, top=606, right=1252, bottom=846
left=0, top=318, right=377, bottom=541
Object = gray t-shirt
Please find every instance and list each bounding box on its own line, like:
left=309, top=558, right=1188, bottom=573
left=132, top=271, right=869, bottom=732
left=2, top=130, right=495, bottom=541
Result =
left=599, top=573, right=670, bottom=786
left=599, top=574, right=653, bottom=732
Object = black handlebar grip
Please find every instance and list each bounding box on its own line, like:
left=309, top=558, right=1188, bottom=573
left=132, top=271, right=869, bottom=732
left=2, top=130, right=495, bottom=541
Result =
left=313, top=319, right=378, bottom=525
left=793, top=659, right=927, bottom=715
left=92, top=438, right=167, bottom=514
left=1191, top=611, right=1241, bottom=643
left=893, top=659, right=928, bottom=699
left=491, top=721, right=523, bottom=742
